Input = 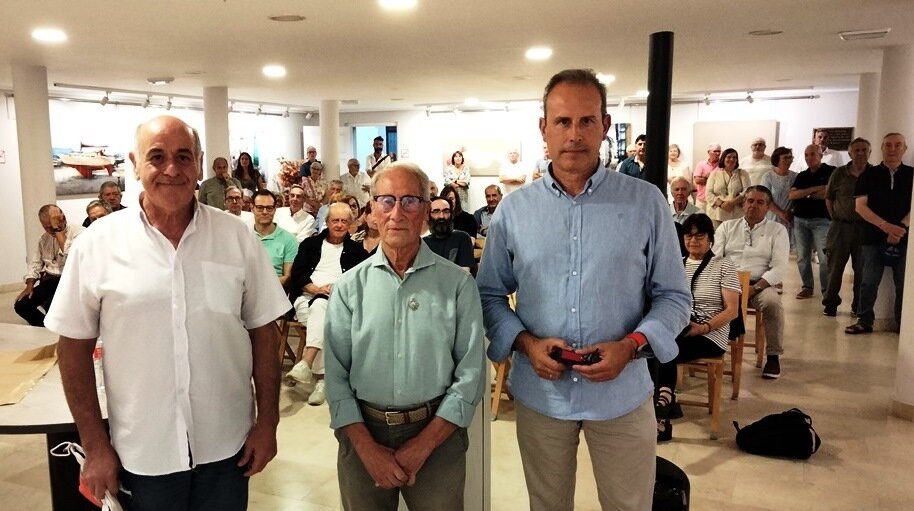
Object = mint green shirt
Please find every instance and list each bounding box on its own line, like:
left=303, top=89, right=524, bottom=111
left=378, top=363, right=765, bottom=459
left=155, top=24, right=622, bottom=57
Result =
left=324, top=243, right=485, bottom=429
left=255, top=225, right=299, bottom=276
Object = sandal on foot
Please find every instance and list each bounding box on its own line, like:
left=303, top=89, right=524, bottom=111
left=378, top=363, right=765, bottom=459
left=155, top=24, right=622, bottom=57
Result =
left=845, top=323, right=873, bottom=335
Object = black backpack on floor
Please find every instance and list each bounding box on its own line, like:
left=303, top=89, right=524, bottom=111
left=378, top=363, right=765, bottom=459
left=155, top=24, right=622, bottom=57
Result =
left=734, top=408, right=822, bottom=459
left=654, top=456, right=689, bottom=510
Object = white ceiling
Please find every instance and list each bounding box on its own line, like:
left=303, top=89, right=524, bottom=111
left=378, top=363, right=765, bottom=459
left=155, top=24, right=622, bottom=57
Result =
left=1, top=0, right=911, bottom=112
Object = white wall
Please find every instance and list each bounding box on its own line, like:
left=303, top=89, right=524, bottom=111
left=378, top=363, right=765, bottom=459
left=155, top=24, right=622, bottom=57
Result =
left=0, top=96, right=27, bottom=288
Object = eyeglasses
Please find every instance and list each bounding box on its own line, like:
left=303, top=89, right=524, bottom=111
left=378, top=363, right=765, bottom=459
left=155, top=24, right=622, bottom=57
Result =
left=683, top=233, right=708, bottom=241
left=253, top=205, right=275, bottom=212
left=226, top=196, right=242, bottom=201
left=373, top=195, right=424, bottom=213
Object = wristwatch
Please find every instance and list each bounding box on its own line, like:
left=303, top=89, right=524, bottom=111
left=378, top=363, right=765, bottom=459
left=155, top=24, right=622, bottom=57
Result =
left=752, top=284, right=764, bottom=294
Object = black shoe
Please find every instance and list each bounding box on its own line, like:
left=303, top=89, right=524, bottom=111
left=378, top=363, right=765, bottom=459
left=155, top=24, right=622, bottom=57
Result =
left=823, top=306, right=837, bottom=317
left=657, top=418, right=673, bottom=442
left=762, top=356, right=781, bottom=379
left=655, top=393, right=683, bottom=420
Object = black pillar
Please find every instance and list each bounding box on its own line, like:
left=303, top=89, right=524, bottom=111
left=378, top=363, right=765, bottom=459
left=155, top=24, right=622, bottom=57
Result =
left=645, top=31, right=674, bottom=197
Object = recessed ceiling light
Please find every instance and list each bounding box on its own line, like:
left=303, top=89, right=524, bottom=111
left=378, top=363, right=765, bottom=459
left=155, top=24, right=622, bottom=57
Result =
left=464, top=97, right=480, bottom=105
left=597, top=73, right=616, bottom=85
left=269, top=14, right=306, bottom=22
left=635, top=90, right=649, bottom=98
left=147, top=76, right=174, bottom=85
left=379, top=0, right=417, bottom=11
left=390, top=98, right=404, bottom=101
left=262, top=65, right=287, bottom=78
left=749, top=29, right=783, bottom=36
left=525, top=47, right=553, bottom=61
left=185, top=70, right=206, bottom=76
left=839, top=28, right=891, bottom=41
left=32, top=28, right=67, bottom=43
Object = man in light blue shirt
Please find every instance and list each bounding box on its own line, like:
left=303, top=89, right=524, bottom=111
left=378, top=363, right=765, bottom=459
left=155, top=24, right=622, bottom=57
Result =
left=324, top=162, right=485, bottom=511
left=477, top=69, right=691, bottom=511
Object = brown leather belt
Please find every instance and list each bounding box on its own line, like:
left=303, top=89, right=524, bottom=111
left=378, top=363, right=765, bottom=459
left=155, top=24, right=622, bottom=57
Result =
left=359, top=397, right=442, bottom=426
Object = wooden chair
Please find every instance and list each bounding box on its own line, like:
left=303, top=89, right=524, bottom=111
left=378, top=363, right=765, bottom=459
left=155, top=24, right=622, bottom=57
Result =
left=677, top=270, right=753, bottom=439
left=277, top=312, right=307, bottom=365
left=491, top=292, right=516, bottom=420
left=744, top=278, right=767, bottom=368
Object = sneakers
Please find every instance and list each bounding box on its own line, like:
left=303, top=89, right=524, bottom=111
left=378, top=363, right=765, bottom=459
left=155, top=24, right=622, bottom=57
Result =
left=762, top=356, right=781, bottom=379
left=795, top=289, right=814, bottom=299
left=287, top=361, right=313, bottom=385
left=307, top=380, right=326, bottom=406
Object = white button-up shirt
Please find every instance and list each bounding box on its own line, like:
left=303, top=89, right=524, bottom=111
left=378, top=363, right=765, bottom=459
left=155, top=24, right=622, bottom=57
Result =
left=340, top=171, right=372, bottom=207
left=713, top=217, right=789, bottom=285
left=45, top=203, right=291, bottom=475
left=274, top=206, right=316, bottom=242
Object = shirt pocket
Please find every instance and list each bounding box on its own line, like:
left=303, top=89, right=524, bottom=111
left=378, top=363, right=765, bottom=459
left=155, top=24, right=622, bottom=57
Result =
left=199, top=262, right=245, bottom=315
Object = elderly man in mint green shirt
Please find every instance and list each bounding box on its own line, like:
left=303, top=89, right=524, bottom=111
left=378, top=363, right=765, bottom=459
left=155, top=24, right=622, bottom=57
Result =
left=324, top=162, right=485, bottom=511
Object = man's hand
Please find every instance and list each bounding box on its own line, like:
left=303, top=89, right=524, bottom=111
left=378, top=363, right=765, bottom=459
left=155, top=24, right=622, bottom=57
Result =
left=237, top=420, right=278, bottom=476
left=720, top=200, right=736, bottom=212
left=694, top=175, right=707, bottom=185
left=883, top=223, right=906, bottom=239
left=514, top=331, right=569, bottom=381
left=82, top=443, right=121, bottom=504
left=394, top=437, right=434, bottom=486
left=15, top=284, right=34, bottom=302
left=357, top=441, right=409, bottom=489
left=572, top=340, right=631, bottom=382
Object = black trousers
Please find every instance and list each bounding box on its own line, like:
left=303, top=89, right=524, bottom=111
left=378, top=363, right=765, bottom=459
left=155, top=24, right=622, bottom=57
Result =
left=652, top=335, right=725, bottom=392
left=14, top=276, right=60, bottom=327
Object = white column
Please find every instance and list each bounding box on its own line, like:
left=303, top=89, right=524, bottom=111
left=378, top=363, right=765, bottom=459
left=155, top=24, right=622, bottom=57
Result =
left=12, top=65, right=56, bottom=252
left=203, top=86, right=230, bottom=179
left=855, top=72, right=880, bottom=149
left=876, top=45, right=914, bottom=420
left=319, top=100, right=341, bottom=179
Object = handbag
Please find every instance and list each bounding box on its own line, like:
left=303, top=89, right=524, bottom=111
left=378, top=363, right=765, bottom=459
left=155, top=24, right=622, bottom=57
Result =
left=733, top=408, right=822, bottom=459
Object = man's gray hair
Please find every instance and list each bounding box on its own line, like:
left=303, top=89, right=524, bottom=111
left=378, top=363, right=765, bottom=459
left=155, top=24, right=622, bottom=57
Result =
left=311, top=161, right=324, bottom=171
left=330, top=179, right=344, bottom=187
left=327, top=201, right=353, bottom=222
left=347, top=158, right=360, bottom=167
left=669, top=176, right=691, bottom=190
left=224, top=185, right=242, bottom=199
left=98, top=181, right=120, bottom=197
left=371, top=161, right=431, bottom=202
left=38, top=204, right=61, bottom=220
left=86, top=199, right=112, bottom=214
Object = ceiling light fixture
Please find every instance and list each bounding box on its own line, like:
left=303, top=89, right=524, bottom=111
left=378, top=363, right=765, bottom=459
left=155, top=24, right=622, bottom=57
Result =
left=525, top=46, right=553, bottom=61
left=146, top=76, right=174, bottom=85
left=269, top=14, right=306, bottom=22
left=165, top=97, right=173, bottom=110
left=703, top=94, right=711, bottom=106
left=379, top=0, right=418, bottom=11
left=256, top=105, right=263, bottom=116
left=283, top=108, right=290, bottom=118
left=31, top=28, right=67, bottom=43
left=229, top=101, right=235, bottom=112
left=748, top=29, right=783, bottom=37
left=425, top=106, right=431, bottom=117
left=305, top=111, right=313, bottom=120
left=839, top=28, right=891, bottom=41
left=262, top=64, right=287, bottom=78
left=746, top=91, right=755, bottom=104
left=100, top=92, right=110, bottom=106
left=142, top=95, right=151, bottom=108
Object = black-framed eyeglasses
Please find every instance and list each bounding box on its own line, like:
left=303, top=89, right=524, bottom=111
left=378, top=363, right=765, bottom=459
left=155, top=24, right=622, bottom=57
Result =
left=253, top=205, right=275, bottom=212
left=683, top=233, right=708, bottom=241
left=226, top=196, right=242, bottom=201
left=373, top=195, right=424, bottom=213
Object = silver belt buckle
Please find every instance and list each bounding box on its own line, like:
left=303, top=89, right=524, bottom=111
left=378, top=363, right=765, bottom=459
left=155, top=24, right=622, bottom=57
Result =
left=384, top=410, right=403, bottom=426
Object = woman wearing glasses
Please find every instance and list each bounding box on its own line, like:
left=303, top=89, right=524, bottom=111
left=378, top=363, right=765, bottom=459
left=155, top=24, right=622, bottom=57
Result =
left=653, top=213, right=741, bottom=441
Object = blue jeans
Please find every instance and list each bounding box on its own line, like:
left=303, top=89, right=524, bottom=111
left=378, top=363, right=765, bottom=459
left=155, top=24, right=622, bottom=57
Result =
left=857, top=244, right=907, bottom=327
left=794, top=216, right=830, bottom=294
left=119, top=450, right=249, bottom=511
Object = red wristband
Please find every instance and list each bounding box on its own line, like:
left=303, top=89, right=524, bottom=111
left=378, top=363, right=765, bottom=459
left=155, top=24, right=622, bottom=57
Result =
left=625, top=332, right=648, bottom=348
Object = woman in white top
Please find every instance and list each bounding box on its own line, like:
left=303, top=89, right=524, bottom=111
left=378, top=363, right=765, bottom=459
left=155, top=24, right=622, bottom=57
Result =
left=705, top=148, right=752, bottom=228
left=654, top=213, right=741, bottom=440
left=667, top=143, right=693, bottom=203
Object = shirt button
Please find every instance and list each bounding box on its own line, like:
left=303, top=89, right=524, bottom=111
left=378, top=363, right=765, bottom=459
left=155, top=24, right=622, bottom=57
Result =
left=573, top=236, right=578, bottom=241
left=572, top=271, right=578, bottom=276
left=573, top=377, right=579, bottom=382
left=571, top=307, right=577, bottom=313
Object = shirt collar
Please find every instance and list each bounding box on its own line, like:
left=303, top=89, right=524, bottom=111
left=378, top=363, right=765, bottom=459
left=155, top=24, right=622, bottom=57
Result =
left=370, top=240, right=437, bottom=275
left=542, top=161, right=607, bottom=198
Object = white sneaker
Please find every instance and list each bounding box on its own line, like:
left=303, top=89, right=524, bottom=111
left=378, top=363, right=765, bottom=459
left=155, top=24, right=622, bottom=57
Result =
left=287, top=361, right=312, bottom=385
left=308, top=380, right=326, bottom=406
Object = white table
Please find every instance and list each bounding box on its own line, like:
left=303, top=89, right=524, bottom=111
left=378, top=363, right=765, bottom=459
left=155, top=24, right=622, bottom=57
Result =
left=0, top=324, right=106, bottom=511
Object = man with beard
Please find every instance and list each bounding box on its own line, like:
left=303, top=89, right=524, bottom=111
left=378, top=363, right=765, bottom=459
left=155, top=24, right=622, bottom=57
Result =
left=198, top=157, right=241, bottom=210
left=423, top=197, right=475, bottom=273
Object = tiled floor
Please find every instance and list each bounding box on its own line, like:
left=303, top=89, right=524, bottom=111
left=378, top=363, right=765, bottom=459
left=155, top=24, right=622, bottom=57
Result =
left=1, top=265, right=912, bottom=510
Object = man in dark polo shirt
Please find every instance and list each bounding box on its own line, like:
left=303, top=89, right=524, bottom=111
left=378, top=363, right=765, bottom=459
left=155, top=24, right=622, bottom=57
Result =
left=823, top=138, right=874, bottom=317
left=788, top=144, right=835, bottom=299
left=846, top=133, right=912, bottom=334
left=423, top=197, right=475, bottom=273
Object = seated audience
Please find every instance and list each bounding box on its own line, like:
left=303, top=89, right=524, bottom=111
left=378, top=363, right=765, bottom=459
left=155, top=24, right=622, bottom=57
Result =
left=224, top=185, right=254, bottom=228
left=424, top=197, right=475, bottom=273
left=82, top=181, right=126, bottom=226
left=714, top=186, right=789, bottom=379
left=705, top=148, right=751, bottom=228
left=441, top=184, right=478, bottom=241
left=274, top=184, right=316, bottom=242
left=473, top=185, right=502, bottom=238
left=670, top=177, right=700, bottom=224
left=198, top=157, right=241, bottom=210
left=252, top=190, right=299, bottom=289
left=15, top=205, right=84, bottom=326
left=287, top=203, right=370, bottom=405
left=85, top=200, right=111, bottom=225
left=653, top=213, right=740, bottom=441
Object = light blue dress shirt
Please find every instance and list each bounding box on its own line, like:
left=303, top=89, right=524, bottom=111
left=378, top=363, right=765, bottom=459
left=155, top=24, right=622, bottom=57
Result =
left=477, top=165, right=691, bottom=421
left=324, top=243, right=485, bottom=429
